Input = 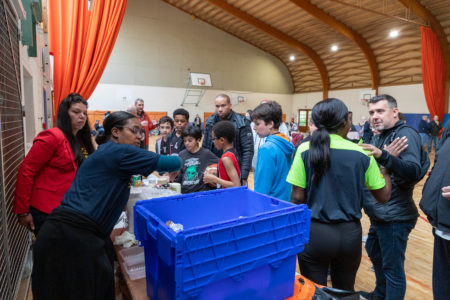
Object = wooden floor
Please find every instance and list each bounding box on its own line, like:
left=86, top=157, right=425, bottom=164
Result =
left=147, top=135, right=435, bottom=299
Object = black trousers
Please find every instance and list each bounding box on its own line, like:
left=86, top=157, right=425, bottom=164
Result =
left=298, top=220, right=362, bottom=291
left=29, top=206, right=49, bottom=236
left=32, top=207, right=115, bottom=300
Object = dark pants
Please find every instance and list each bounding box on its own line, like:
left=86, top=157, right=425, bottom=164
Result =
left=32, top=207, right=114, bottom=300
left=365, top=220, right=417, bottom=300
left=29, top=206, right=49, bottom=236
left=298, top=220, right=362, bottom=291
left=433, top=231, right=450, bottom=300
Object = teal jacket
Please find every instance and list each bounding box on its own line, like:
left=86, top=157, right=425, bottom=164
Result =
left=254, top=133, right=295, bottom=201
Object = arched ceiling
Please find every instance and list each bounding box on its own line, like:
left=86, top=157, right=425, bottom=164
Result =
left=162, top=0, right=450, bottom=99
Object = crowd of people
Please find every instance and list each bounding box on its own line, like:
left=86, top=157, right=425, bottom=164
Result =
left=12, top=92, right=449, bottom=300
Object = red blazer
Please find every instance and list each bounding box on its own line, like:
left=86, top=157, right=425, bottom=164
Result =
left=14, top=128, right=77, bottom=214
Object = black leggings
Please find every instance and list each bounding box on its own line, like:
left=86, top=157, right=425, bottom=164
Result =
left=298, top=220, right=362, bottom=291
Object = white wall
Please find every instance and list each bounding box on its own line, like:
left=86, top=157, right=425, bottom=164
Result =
left=99, top=0, right=293, bottom=94
left=20, top=26, right=47, bottom=150
left=90, top=83, right=434, bottom=124
left=292, top=84, right=429, bottom=122
left=89, top=83, right=293, bottom=121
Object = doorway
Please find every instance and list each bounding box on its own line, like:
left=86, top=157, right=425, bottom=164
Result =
left=298, top=109, right=311, bottom=133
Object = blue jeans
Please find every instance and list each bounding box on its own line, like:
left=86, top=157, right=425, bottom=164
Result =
left=433, top=231, right=450, bottom=300
left=419, top=133, right=429, bottom=148
left=427, top=135, right=439, bottom=153
left=365, top=220, right=417, bottom=300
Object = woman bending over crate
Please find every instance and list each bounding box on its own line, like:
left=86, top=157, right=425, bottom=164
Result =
left=31, top=111, right=181, bottom=300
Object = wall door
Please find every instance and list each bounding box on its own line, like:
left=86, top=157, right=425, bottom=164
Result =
left=298, top=109, right=311, bottom=132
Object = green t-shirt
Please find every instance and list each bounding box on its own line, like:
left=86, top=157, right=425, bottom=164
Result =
left=287, top=134, right=385, bottom=222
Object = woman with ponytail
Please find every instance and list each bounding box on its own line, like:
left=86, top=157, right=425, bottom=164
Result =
left=32, top=111, right=181, bottom=300
left=287, top=98, right=392, bottom=291
left=14, top=93, right=94, bottom=234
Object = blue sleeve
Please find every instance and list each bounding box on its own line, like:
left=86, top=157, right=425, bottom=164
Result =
left=254, top=146, right=274, bottom=195
left=156, top=155, right=181, bottom=173
left=119, top=145, right=162, bottom=176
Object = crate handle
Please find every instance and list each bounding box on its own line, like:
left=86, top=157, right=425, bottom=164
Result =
left=146, top=218, right=159, bottom=239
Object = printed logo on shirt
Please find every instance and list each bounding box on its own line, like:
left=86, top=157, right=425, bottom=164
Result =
left=182, top=157, right=200, bottom=185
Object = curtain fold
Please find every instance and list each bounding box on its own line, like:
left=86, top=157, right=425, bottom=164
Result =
left=48, top=0, right=128, bottom=121
left=421, top=26, right=446, bottom=121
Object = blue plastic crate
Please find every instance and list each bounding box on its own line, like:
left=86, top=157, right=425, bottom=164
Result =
left=134, top=187, right=310, bottom=300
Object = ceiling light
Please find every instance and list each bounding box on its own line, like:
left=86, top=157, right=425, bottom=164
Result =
left=331, top=45, right=338, bottom=52
left=389, top=29, right=399, bottom=38
left=289, top=55, right=295, bottom=61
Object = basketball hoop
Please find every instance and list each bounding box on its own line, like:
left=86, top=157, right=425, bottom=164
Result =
left=360, top=98, right=369, bottom=106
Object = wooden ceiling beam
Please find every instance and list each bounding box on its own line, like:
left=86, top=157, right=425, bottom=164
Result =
left=203, top=0, right=329, bottom=98
left=397, top=0, right=450, bottom=112
left=289, top=0, right=379, bottom=93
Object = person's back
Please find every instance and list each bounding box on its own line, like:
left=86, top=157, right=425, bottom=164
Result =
left=252, top=101, right=295, bottom=201
left=419, top=121, right=450, bottom=300
left=287, top=98, right=390, bottom=291
left=218, top=149, right=240, bottom=181
left=255, top=133, right=294, bottom=201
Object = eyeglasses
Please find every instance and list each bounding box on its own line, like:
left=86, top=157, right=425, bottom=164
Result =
left=124, top=127, right=143, bottom=137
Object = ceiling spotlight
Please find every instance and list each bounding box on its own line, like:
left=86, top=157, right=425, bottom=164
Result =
left=389, top=29, right=399, bottom=38
left=289, top=55, right=295, bottom=61
left=331, top=45, right=338, bottom=52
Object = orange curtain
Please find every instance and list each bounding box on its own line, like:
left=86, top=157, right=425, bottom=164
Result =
left=48, top=0, right=128, bottom=121
left=421, top=26, right=445, bottom=121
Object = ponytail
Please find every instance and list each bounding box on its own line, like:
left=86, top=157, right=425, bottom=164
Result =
left=308, top=98, right=349, bottom=185
left=309, top=127, right=331, bottom=185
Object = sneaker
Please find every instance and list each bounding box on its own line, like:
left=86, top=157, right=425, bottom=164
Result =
left=359, top=291, right=382, bottom=300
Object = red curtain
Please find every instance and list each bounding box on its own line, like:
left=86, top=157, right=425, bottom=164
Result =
left=48, top=0, right=128, bottom=121
left=421, top=26, right=445, bottom=121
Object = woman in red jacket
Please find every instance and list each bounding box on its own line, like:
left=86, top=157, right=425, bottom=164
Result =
left=14, top=93, right=95, bottom=234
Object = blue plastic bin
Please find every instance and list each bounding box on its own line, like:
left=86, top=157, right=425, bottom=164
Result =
left=134, top=187, right=310, bottom=300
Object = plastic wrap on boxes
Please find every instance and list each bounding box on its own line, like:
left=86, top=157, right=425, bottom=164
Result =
left=119, top=246, right=146, bottom=280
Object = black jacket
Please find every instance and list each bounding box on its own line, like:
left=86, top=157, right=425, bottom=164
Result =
left=363, top=121, right=428, bottom=222
left=420, top=122, right=450, bottom=232
left=429, top=121, right=443, bottom=137
left=202, top=110, right=254, bottom=180
left=362, top=121, right=373, bottom=144
left=418, top=119, right=430, bottom=134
